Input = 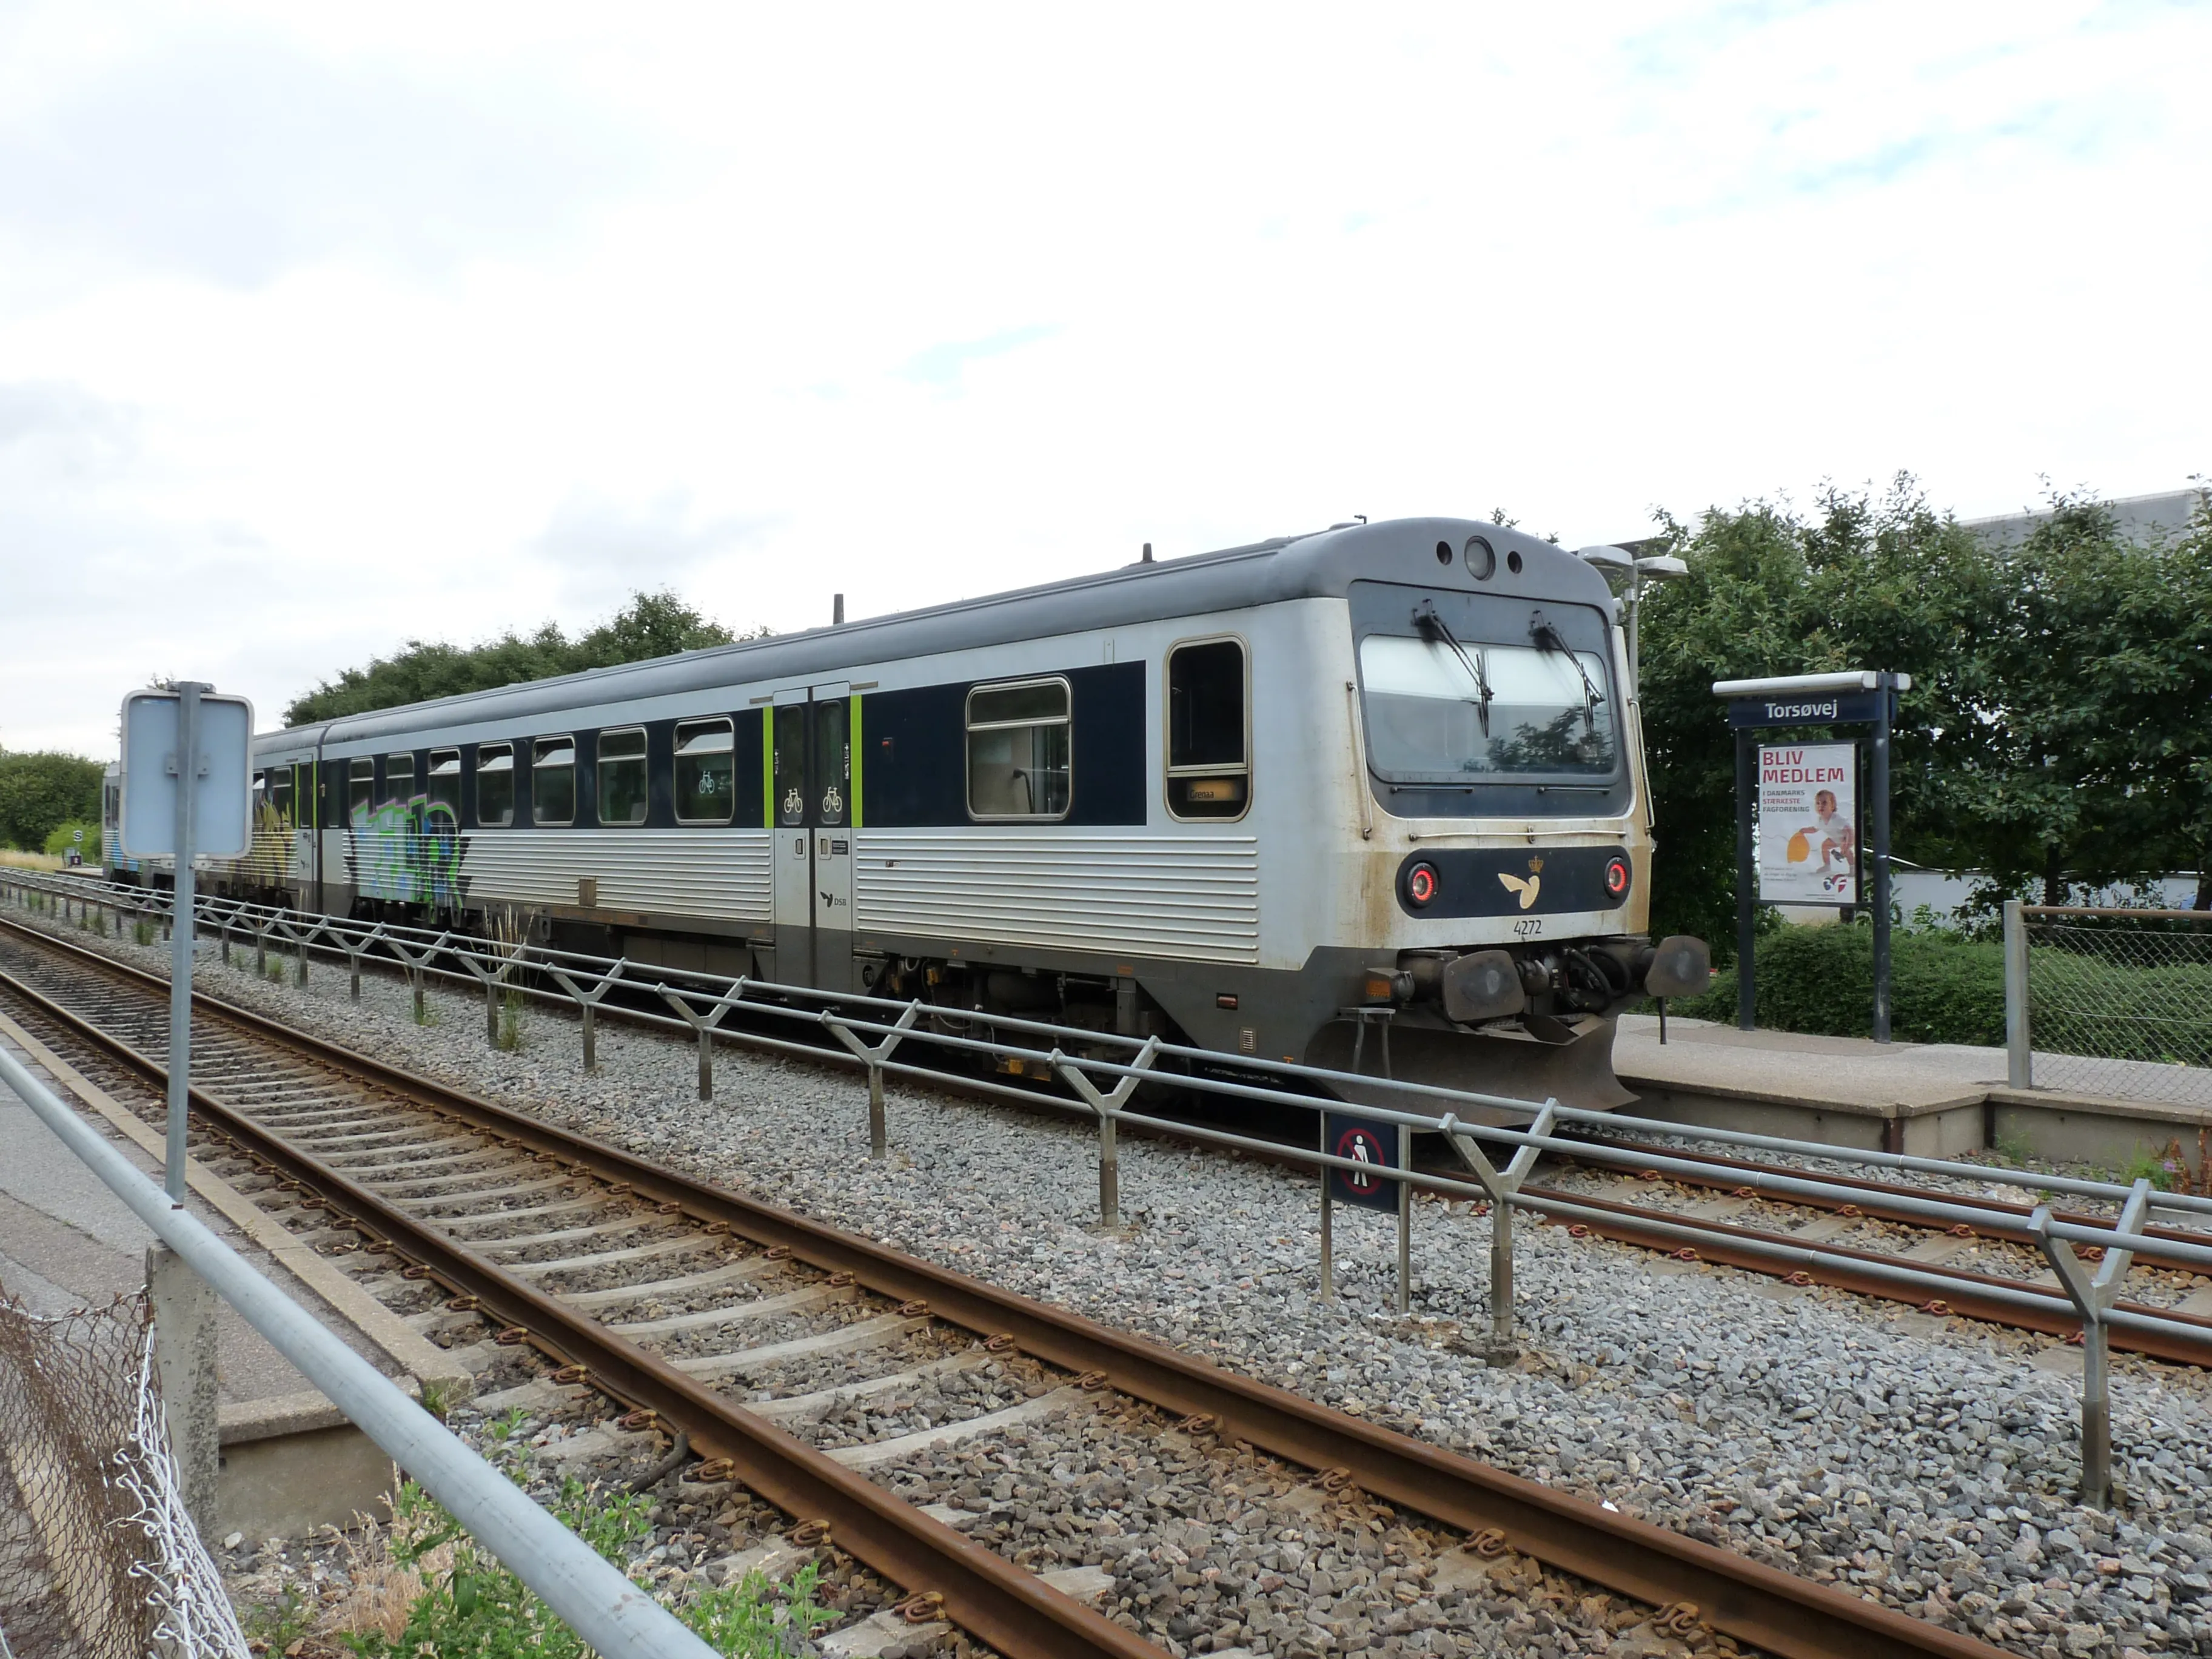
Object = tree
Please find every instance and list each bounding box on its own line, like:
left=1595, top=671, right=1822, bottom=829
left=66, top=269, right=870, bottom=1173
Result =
left=283, top=591, right=762, bottom=727
left=0, top=749, right=103, bottom=852
left=1635, top=476, right=2212, bottom=953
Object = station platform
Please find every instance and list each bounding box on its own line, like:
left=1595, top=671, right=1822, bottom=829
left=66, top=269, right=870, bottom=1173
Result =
left=0, top=1011, right=464, bottom=1540
left=1614, top=1012, right=2212, bottom=1181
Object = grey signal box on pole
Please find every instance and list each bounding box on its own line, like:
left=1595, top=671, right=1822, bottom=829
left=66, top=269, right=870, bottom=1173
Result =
left=118, top=683, right=253, bottom=1204
left=119, top=687, right=255, bottom=860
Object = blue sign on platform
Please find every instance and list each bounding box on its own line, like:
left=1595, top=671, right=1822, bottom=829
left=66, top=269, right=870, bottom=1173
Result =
left=1726, top=688, right=1896, bottom=728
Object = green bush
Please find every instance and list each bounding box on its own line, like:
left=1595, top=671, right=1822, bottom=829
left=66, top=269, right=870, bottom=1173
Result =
left=1670, top=923, right=2006, bottom=1047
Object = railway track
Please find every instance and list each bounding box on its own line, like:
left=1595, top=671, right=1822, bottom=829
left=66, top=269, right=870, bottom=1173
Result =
left=1504, top=1139, right=2212, bottom=1367
left=32, top=870, right=2211, bottom=1375
left=0, top=913, right=2017, bottom=1659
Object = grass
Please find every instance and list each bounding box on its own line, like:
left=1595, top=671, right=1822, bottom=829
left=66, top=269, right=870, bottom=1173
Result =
left=316, top=1413, right=834, bottom=1657
left=132, top=917, right=156, bottom=946
left=0, top=849, right=63, bottom=872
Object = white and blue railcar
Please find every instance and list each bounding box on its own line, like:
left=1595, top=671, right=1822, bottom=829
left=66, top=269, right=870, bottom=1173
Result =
left=110, top=518, right=1707, bottom=1107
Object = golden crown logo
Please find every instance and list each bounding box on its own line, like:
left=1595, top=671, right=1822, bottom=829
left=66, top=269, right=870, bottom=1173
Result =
left=1527, top=855, right=1545, bottom=874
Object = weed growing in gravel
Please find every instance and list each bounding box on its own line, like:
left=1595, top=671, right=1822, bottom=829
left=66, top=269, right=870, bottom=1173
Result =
left=497, top=988, right=527, bottom=1051
left=241, top=1586, right=317, bottom=1652
left=132, top=918, right=155, bottom=947
left=329, top=1416, right=832, bottom=1657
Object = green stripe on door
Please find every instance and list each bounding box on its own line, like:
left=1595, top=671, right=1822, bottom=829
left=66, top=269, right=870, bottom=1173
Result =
left=849, top=693, right=863, bottom=829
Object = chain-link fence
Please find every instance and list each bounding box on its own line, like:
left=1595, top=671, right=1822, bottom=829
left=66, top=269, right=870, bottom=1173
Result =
left=0, top=1289, right=249, bottom=1659
left=2011, top=904, right=2212, bottom=1108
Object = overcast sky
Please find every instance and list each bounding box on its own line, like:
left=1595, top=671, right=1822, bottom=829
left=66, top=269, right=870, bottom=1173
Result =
left=2, top=1, right=2205, bottom=759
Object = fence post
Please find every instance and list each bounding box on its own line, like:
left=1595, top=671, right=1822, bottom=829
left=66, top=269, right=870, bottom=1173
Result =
left=2031, top=1178, right=2148, bottom=1509
left=663, top=981, right=751, bottom=1102
left=1396, top=1121, right=1413, bottom=1315
left=1318, top=1116, right=1333, bottom=1301
left=1441, top=1101, right=1557, bottom=1365
left=829, top=1001, right=927, bottom=1159
left=146, top=1242, right=221, bottom=1538
left=454, top=942, right=511, bottom=1050
left=343, top=923, right=383, bottom=1005
left=2004, top=899, right=2032, bottom=1090
left=549, top=964, right=623, bottom=1074
left=1052, top=1037, right=1161, bottom=1227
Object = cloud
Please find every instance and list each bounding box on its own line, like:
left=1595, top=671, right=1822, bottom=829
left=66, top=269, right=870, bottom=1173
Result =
left=0, top=28, right=646, bottom=287
left=527, top=489, right=776, bottom=596
left=897, top=325, right=1059, bottom=391
left=0, top=380, right=138, bottom=479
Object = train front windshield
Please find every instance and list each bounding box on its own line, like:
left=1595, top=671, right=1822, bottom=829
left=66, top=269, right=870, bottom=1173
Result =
left=1351, top=581, right=1623, bottom=797
left=1359, top=634, right=1616, bottom=780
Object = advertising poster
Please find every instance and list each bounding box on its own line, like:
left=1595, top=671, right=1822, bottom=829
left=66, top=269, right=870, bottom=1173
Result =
left=1757, top=742, right=1858, bottom=905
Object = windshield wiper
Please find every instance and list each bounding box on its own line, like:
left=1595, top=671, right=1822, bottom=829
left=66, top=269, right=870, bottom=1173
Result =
left=1413, top=600, right=1492, bottom=736
left=1530, top=611, right=1604, bottom=731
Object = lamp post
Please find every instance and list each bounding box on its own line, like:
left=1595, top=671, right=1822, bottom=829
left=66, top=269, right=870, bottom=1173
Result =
left=1577, top=543, right=1688, bottom=694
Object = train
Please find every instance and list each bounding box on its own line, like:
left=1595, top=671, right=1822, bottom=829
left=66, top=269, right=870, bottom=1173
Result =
left=104, top=516, right=1709, bottom=1110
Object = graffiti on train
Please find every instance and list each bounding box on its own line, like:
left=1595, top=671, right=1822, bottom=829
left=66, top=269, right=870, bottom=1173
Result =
left=347, top=797, right=469, bottom=908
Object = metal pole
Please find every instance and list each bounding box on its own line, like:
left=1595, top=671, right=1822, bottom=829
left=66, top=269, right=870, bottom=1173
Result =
left=1735, top=726, right=1756, bottom=1031
left=0, top=1045, right=719, bottom=1659
left=166, top=682, right=203, bottom=1203
left=868, top=1064, right=886, bottom=1159
left=1871, top=673, right=1894, bottom=1043
left=1318, top=1117, right=1334, bottom=1301
left=1490, top=1198, right=1515, bottom=1359
left=2082, top=1319, right=2111, bottom=1509
left=698, top=1027, right=714, bottom=1101
left=1096, top=1102, right=1117, bottom=1227
left=2004, top=898, right=2032, bottom=1089
left=1395, top=1122, right=1412, bottom=1315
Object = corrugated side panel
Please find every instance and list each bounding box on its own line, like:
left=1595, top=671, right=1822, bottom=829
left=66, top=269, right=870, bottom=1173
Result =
left=352, top=830, right=774, bottom=922
left=856, top=833, right=1260, bottom=965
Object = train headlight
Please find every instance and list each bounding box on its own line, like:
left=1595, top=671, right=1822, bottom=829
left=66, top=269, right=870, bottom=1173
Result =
left=1604, top=856, right=1631, bottom=902
left=1405, top=862, right=1439, bottom=908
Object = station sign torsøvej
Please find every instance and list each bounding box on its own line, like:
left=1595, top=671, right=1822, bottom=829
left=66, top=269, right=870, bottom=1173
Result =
left=1755, top=741, right=1858, bottom=905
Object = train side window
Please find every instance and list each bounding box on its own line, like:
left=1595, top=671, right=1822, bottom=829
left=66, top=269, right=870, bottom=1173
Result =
left=1166, top=638, right=1249, bottom=820
left=269, top=767, right=293, bottom=825
left=475, top=743, right=515, bottom=827
left=384, top=752, right=415, bottom=807
left=252, top=770, right=267, bottom=814
left=348, top=759, right=374, bottom=821
left=966, top=678, right=1070, bottom=820
left=597, top=728, right=648, bottom=826
left=426, top=749, right=462, bottom=825
left=674, top=719, right=735, bottom=825
left=532, top=737, right=575, bottom=826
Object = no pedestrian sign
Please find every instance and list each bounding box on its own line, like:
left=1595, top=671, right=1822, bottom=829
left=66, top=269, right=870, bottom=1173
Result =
left=1757, top=742, right=1858, bottom=905
left=1324, top=1111, right=1401, bottom=1214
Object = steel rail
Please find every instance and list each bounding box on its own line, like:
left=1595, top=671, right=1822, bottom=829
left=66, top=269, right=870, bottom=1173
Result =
left=1549, top=1132, right=2212, bottom=1278
left=0, top=957, right=1159, bottom=1659
left=0, top=920, right=2011, bottom=1659
left=1515, top=1183, right=2212, bottom=1361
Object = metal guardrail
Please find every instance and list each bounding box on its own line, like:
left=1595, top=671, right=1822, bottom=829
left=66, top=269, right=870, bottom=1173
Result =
left=8, top=867, right=2212, bottom=1507
left=0, top=1037, right=719, bottom=1659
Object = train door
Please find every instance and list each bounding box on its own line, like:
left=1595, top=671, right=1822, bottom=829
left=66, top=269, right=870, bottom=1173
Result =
left=768, top=683, right=856, bottom=992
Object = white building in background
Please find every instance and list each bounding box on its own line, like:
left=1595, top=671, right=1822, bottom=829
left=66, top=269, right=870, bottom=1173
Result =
left=1961, top=487, right=2206, bottom=549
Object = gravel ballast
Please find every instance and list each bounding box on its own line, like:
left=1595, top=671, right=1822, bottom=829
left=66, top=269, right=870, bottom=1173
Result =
left=22, top=909, right=2212, bottom=1658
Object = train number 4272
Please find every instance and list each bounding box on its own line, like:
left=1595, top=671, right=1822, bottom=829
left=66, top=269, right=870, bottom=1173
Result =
left=1512, top=918, right=1543, bottom=937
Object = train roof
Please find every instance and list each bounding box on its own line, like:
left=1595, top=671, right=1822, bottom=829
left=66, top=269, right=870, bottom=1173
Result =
left=288, top=516, right=1616, bottom=749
